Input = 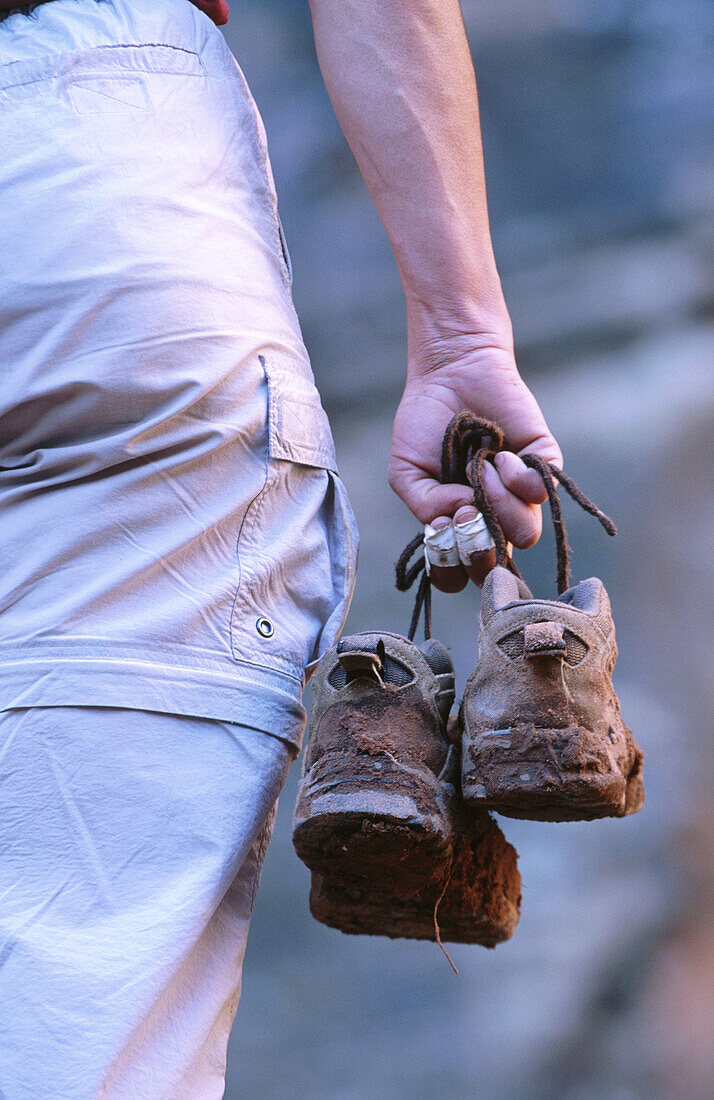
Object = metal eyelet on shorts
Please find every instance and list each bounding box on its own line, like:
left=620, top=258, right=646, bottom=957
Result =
left=256, top=616, right=275, bottom=639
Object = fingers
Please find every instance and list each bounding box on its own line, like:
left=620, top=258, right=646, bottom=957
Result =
left=390, top=472, right=476, bottom=528
left=423, top=459, right=541, bottom=594
left=388, top=441, right=561, bottom=530
left=424, top=520, right=468, bottom=593
left=425, top=509, right=506, bottom=591
left=422, top=456, right=543, bottom=590
left=516, top=433, right=563, bottom=471
left=453, top=506, right=497, bottom=586
left=411, top=456, right=544, bottom=594
left=480, top=462, right=543, bottom=549
left=493, top=451, right=548, bottom=505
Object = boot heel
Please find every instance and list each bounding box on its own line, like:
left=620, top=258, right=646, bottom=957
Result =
left=293, top=750, right=457, bottom=894
left=462, top=723, right=628, bottom=821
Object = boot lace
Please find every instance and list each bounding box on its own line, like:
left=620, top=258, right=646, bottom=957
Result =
left=396, top=412, right=616, bottom=636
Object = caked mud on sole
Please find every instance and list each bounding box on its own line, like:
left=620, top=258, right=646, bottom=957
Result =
left=461, top=723, right=643, bottom=821
left=293, top=752, right=457, bottom=894
left=309, top=808, right=522, bottom=947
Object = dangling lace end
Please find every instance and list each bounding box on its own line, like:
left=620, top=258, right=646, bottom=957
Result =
left=407, top=572, right=431, bottom=642
left=396, top=532, right=432, bottom=641
left=521, top=453, right=571, bottom=593
left=551, top=466, right=617, bottom=537
left=396, top=532, right=426, bottom=591
left=423, top=575, right=432, bottom=641
left=522, top=453, right=620, bottom=594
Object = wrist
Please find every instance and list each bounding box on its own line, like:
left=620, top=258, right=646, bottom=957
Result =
left=405, top=296, right=514, bottom=379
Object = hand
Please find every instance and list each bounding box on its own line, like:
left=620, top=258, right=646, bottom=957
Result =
left=388, top=340, right=562, bottom=591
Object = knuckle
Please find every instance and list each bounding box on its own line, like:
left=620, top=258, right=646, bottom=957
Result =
left=543, top=440, right=564, bottom=469
left=387, top=463, right=401, bottom=495
left=543, top=444, right=563, bottom=469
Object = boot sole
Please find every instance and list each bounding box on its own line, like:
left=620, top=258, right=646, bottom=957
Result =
left=308, top=810, right=521, bottom=946
left=461, top=724, right=635, bottom=822
left=309, top=874, right=516, bottom=946
left=293, top=752, right=457, bottom=895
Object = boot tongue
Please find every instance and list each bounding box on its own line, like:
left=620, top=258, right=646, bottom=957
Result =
left=417, top=638, right=453, bottom=677
left=417, top=639, right=455, bottom=725
left=337, top=636, right=414, bottom=686
left=558, top=577, right=605, bottom=614
left=481, top=566, right=533, bottom=622
left=558, top=577, right=612, bottom=638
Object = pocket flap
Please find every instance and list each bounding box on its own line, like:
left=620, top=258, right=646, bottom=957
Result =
left=263, top=356, right=338, bottom=472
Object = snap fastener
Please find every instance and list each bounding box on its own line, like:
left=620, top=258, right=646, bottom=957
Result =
left=256, top=616, right=274, bottom=639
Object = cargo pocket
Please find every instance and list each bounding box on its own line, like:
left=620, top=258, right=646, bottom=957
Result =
left=230, top=356, right=358, bottom=683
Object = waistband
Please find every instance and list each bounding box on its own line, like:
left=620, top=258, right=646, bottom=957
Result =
left=0, top=0, right=216, bottom=80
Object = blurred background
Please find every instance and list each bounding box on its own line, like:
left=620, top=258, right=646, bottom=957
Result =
left=222, top=2, right=713, bottom=1096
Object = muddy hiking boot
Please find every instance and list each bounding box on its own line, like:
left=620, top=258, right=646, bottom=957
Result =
left=292, top=629, right=459, bottom=895
left=460, top=566, right=644, bottom=820
left=441, top=412, right=644, bottom=822
left=309, top=803, right=522, bottom=948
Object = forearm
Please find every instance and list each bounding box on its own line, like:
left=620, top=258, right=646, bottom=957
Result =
left=308, top=0, right=511, bottom=365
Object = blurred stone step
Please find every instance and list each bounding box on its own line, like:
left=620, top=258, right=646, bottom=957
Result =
left=505, top=236, right=712, bottom=355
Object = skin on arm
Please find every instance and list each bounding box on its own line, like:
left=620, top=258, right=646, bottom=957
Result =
left=307, top=0, right=562, bottom=588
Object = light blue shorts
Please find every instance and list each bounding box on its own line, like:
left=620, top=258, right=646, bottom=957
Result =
left=0, top=0, right=358, bottom=752
left=0, top=705, right=294, bottom=1099
left=0, top=1, right=358, bottom=1094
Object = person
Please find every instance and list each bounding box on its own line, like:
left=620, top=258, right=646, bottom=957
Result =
left=0, top=0, right=561, bottom=1096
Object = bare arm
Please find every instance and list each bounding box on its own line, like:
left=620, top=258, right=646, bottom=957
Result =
left=309, top=0, right=506, bottom=354
left=309, top=0, right=562, bottom=584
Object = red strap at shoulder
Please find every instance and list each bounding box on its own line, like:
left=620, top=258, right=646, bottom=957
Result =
left=191, top=1, right=230, bottom=26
